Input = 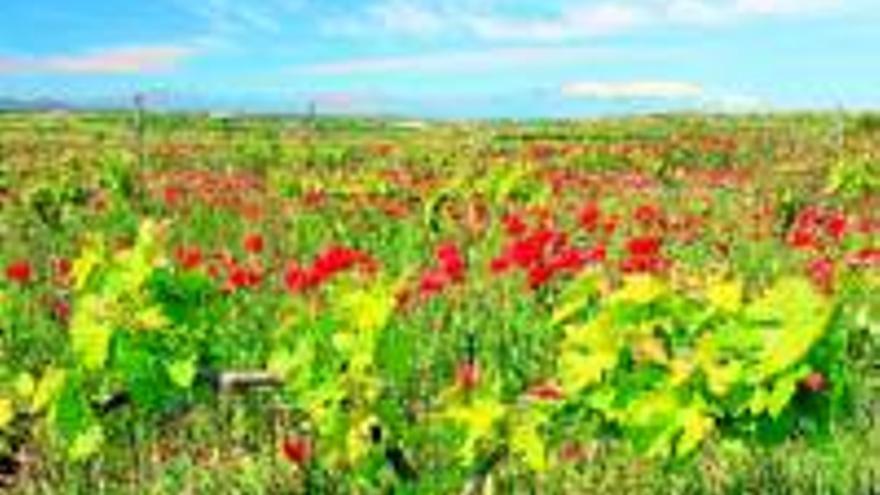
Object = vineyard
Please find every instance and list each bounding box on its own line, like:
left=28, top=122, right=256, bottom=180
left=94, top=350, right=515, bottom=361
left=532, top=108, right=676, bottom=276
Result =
left=0, top=111, right=878, bottom=493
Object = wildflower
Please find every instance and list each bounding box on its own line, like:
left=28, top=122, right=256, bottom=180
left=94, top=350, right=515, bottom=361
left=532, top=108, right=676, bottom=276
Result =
left=527, top=382, right=565, bottom=402
left=243, top=233, right=264, bottom=254
left=174, top=246, right=203, bottom=271
left=455, top=361, right=481, bottom=391
left=436, top=242, right=466, bottom=282
left=281, top=436, right=313, bottom=466
left=5, top=260, right=33, bottom=285
left=801, top=372, right=827, bottom=393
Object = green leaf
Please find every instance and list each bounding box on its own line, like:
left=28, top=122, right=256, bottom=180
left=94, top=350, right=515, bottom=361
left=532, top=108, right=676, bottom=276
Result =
left=31, top=367, right=67, bottom=414
left=510, top=411, right=548, bottom=472
left=70, top=295, right=112, bottom=371
left=69, top=424, right=105, bottom=461
left=550, top=269, right=602, bottom=327
left=748, top=277, right=833, bottom=379
left=0, top=398, right=14, bottom=430
left=166, top=356, right=198, bottom=389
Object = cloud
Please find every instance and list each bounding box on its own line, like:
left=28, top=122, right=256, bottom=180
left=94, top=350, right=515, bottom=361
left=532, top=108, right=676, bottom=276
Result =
left=734, top=0, right=840, bottom=15
left=326, top=0, right=848, bottom=42
left=561, top=81, right=705, bottom=99
left=0, top=45, right=196, bottom=75
left=464, top=4, right=646, bottom=41
left=295, top=45, right=616, bottom=75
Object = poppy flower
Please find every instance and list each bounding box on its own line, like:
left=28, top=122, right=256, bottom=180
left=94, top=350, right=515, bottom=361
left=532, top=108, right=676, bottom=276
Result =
left=243, top=233, right=264, bottom=254
left=801, top=372, right=828, bottom=393
left=456, top=361, right=481, bottom=390
left=806, top=256, right=834, bottom=292
left=52, top=257, right=72, bottom=280
left=418, top=269, right=449, bottom=297
left=578, top=202, right=601, bottom=232
left=527, top=382, right=565, bottom=402
left=174, top=246, right=203, bottom=271
left=502, top=212, right=528, bottom=237
left=283, top=262, right=318, bottom=294
left=436, top=243, right=466, bottom=282
left=281, top=436, right=313, bottom=466
left=5, top=260, right=33, bottom=285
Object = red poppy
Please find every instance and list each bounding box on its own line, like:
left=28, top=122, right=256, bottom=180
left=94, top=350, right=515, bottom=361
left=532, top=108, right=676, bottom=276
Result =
left=626, top=236, right=662, bottom=258
left=5, top=260, right=33, bottom=285
left=847, top=247, right=880, bottom=268
left=456, top=361, right=481, bottom=390
left=418, top=269, right=449, bottom=297
left=578, top=202, right=601, bottom=232
left=527, top=382, right=565, bottom=401
left=52, top=257, right=72, bottom=280
left=243, top=233, right=264, bottom=254
left=175, top=246, right=203, bottom=271
left=502, top=212, right=528, bottom=237
left=281, top=436, right=313, bottom=466
left=283, top=262, right=318, bottom=294
left=801, top=372, right=828, bottom=393
left=806, top=256, right=834, bottom=292
left=436, top=242, right=466, bottom=282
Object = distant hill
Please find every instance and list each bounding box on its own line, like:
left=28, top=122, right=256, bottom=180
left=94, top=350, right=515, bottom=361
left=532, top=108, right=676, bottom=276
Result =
left=0, top=97, right=73, bottom=111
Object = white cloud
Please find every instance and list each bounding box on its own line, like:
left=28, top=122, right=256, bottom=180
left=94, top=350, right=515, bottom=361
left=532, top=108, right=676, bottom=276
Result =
left=325, top=0, right=848, bottom=42
left=296, top=46, right=615, bottom=75
left=561, top=81, right=705, bottom=99
left=0, top=45, right=196, bottom=75
left=464, top=4, right=647, bottom=41
left=735, top=0, right=840, bottom=15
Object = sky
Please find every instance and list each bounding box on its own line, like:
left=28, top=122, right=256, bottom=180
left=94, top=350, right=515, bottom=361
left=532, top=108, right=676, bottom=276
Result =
left=0, top=0, right=878, bottom=118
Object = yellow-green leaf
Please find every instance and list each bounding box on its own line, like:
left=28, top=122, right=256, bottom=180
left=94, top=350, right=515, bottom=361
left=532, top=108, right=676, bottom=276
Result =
left=69, top=424, right=104, bottom=461
left=31, top=367, right=67, bottom=414
left=0, top=398, right=14, bottom=430
left=166, top=357, right=198, bottom=389
left=707, top=277, right=743, bottom=313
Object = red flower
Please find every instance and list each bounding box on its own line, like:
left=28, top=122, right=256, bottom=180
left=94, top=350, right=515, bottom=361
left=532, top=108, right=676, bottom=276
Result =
left=847, top=247, right=880, bottom=268
left=175, top=246, right=203, bottom=271
left=52, top=257, right=72, bottom=280
left=578, top=202, right=601, bottom=232
left=436, top=242, right=466, bottom=282
left=807, top=256, right=834, bottom=292
left=502, top=212, right=528, bottom=237
left=626, top=236, right=662, bottom=258
left=527, top=382, right=565, bottom=401
left=52, top=299, right=71, bottom=323
left=456, top=361, right=481, bottom=390
left=281, top=436, right=313, bottom=466
left=801, top=372, right=828, bottom=393
left=163, top=186, right=183, bottom=207
left=283, top=262, right=318, bottom=294
left=312, top=246, right=370, bottom=281
left=527, top=264, right=554, bottom=290
left=243, top=233, right=264, bottom=254
left=825, top=213, right=847, bottom=242
left=418, top=268, right=449, bottom=297
left=634, top=203, right=662, bottom=226
left=5, top=260, right=33, bottom=285
left=788, top=228, right=818, bottom=250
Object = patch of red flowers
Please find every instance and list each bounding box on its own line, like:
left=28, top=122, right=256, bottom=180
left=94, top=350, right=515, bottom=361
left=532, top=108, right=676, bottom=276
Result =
left=620, top=235, right=669, bottom=274
left=417, top=242, right=467, bottom=298
left=283, top=246, right=377, bottom=294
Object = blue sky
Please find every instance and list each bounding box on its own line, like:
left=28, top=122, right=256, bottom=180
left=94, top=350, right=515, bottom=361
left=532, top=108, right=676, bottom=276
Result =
left=1, top=0, right=878, bottom=117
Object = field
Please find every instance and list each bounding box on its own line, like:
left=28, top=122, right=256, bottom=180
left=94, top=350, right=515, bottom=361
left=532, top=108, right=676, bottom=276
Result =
left=0, top=111, right=878, bottom=494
